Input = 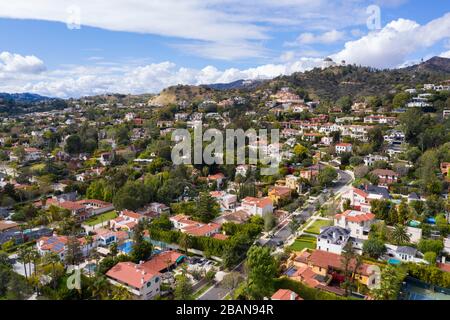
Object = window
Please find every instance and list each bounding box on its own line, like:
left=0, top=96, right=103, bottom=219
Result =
left=147, top=281, right=152, bottom=288
left=155, top=277, right=160, bottom=283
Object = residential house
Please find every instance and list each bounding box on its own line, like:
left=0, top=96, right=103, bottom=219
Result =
left=364, top=154, right=389, bottom=166
left=207, top=173, right=225, bottom=189
left=268, top=186, right=292, bottom=205
left=317, top=226, right=350, bottom=255
left=36, top=235, right=96, bottom=260
left=169, top=215, right=221, bottom=237
left=241, top=197, right=274, bottom=216
left=271, top=289, right=303, bottom=301
left=285, top=175, right=302, bottom=194
left=342, top=185, right=391, bottom=213
left=106, top=251, right=184, bottom=300
left=335, top=143, right=353, bottom=154
left=334, top=210, right=375, bottom=240
left=385, top=245, right=425, bottom=263
left=110, top=210, right=145, bottom=231
left=370, top=169, right=399, bottom=186
left=210, top=191, right=237, bottom=211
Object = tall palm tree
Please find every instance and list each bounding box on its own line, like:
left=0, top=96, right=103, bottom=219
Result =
left=43, top=252, right=60, bottom=290
left=17, top=246, right=30, bottom=280
left=29, top=248, right=40, bottom=277
left=178, top=233, right=192, bottom=254
left=391, top=224, right=410, bottom=245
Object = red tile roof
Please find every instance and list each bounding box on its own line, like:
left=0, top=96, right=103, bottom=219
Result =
left=106, top=262, right=160, bottom=289
left=308, top=250, right=373, bottom=276
left=335, top=210, right=375, bottom=223
left=271, top=289, right=303, bottom=300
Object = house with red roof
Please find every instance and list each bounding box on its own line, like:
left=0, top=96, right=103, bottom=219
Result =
left=335, top=143, right=353, bottom=154
left=110, top=210, right=145, bottom=231
left=271, top=289, right=303, bottom=301
left=169, top=214, right=222, bottom=238
left=370, top=169, right=399, bottom=186
left=207, top=173, right=225, bottom=189
left=36, top=234, right=96, bottom=260
left=334, top=210, right=376, bottom=240
left=106, top=251, right=185, bottom=300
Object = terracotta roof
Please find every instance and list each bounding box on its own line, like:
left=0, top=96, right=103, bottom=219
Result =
left=335, top=210, right=375, bottom=223
left=371, top=169, right=399, bottom=177
left=121, top=210, right=142, bottom=220
left=0, top=221, right=19, bottom=232
left=308, top=250, right=373, bottom=277
left=212, top=233, right=229, bottom=240
left=106, top=262, right=160, bottom=289
left=271, top=289, right=303, bottom=300
left=208, top=173, right=225, bottom=180
left=242, top=196, right=273, bottom=208
left=141, top=251, right=184, bottom=273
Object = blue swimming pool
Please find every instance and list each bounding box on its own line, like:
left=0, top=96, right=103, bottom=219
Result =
left=118, top=241, right=133, bottom=254
left=388, top=258, right=401, bottom=265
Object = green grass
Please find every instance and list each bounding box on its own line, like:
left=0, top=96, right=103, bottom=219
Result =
left=83, top=210, right=118, bottom=226
left=304, top=219, right=332, bottom=235
left=290, top=235, right=317, bottom=251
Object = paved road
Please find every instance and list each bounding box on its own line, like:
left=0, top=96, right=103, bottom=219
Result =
left=198, top=262, right=245, bottom=300
left=262, top=169, right=352, bottom=248
left=197, top=168, right=354, bottom=300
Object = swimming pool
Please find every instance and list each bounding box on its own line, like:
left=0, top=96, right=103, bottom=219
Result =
left=388, top=258, right=401, bottom=265
left=118, top=241, right=133, bottom=254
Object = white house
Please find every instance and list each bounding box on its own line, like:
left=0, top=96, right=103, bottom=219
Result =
left=317, top=226, right=350, bottom=255
left=334, top=210, right=375, bottom=240
left=335, top=143, right=352, bottom=154
left=241, top=197, right=273, bottom=217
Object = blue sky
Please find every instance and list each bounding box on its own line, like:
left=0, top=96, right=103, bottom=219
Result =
left=0, top=0, right=449, bottom=97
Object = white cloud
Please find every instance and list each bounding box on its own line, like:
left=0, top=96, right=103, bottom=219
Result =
left=440, top=50, right=450, bottom=59
left=291, top=30, right=346, bottom=45
left=332, top=13, right=450, bottom=69
left=0, top=52, right=46, bottom=74
left=0, top=53, right=324, bottom=98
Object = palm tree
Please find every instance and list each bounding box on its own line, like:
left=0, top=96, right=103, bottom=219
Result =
left=29, top=248, right=40, bottom=277
left=89, top=275, right=110, bottom=300
left=43, top=252, right=60, bottom=290
left=88, top=249, right=100, bottom=276
left=110, top=285, right=133, bottom=300
left=178, top=233, right=192, bottom=254
left=391, top=224, right=410, bottom=245
left=17, top=246, right=30, bottom=280
left=110, top=242, right=118, bottom=257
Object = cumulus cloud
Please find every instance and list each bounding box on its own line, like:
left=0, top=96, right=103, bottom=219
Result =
left=332, top=13, right=450, bottom=69
left=0, top=55, right=324, bottom=98
left=440, top=50, right=450, bottom=59
left=0, top=52, right=46, bottom=74
left=289, top=30, right=346, bottom=45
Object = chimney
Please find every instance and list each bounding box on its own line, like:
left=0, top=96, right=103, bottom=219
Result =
left=290, top=291, right=297, bottom=300
left=141, top=276, right=145, bottom=285
left=139, top=260, right=144, bottom=265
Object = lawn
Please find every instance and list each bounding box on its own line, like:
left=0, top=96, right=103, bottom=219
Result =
left=290, top=235, right=317, bottom=251
left=304, top=219, right=332, bottom=235
left=193, top=282, right=214, bottom=300
left=84, top=210, right=118, bottom=226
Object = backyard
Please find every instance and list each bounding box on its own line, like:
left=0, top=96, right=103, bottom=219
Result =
left=290, top=235, right=317, bottom=251
left=83, top=210, right=118, bottom=226
left=304, top=219, right=332, bottom=235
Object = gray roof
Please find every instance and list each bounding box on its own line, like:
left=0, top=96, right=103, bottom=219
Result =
left=319, top=226, right=350, bottom=244
left=396, top=246, right=417, bottom=256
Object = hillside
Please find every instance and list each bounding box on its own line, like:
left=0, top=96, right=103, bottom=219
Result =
left=148, top=85, right=217, bottom=106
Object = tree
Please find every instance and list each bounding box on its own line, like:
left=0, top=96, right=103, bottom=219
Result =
left=64, top=235, right=84, bottom=266
left=195, top=192, right=220, bottom=223
left=65, top=134, right=83, bottom=154
left=390, top=224, right=410, bottom=245
left=368, top=127, right=384, bottom=152
left=130, top=221, right=153, bottom=263
left=341, top=241, right=362, bottom=296
left=424, top=252, right=437, bottom=266
left=392, top=92, right=410, bottom=109
left=89, top=275, right=111, bottom=300
left=174, top=268, right=194, bottom=300
left=337, top=96, right=353, bottom=113
left=110, top=285, right=133, bottom=300
left=178, top=232, right=192, bottom=255
left=318, top=167, right=338, bottom=187
left=43, top=252, right=60, bottom=290
left=370, top=199, right=391, bottom=220
left=245, top=246, right=277, bottom=299
left=17, top=246, right=31, bottom=280
left=418, top=239, right=443, bottom=256
left=263, top=212, right=276, bottom=232
left=221, top=272, right=244, bottom=298
left=363, top=238, right=386, bottom=259
left=371, top=265, right=406, bottom=300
